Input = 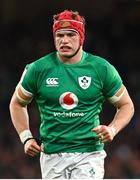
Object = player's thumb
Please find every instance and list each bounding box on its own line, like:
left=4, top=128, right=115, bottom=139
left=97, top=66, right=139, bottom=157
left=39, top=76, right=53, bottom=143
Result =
left=40, top=143, right=44, bottom=152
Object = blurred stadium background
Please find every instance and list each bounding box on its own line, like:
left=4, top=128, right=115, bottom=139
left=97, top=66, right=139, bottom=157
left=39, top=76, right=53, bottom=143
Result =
left=0, top=0, right=140, bottom=178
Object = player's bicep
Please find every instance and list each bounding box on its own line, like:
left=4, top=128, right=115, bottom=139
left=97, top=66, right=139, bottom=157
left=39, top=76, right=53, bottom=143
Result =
left=108, top=84, right=134, bottom=110
left=15, top=84, right=33, bottom=106
left=108, top=85, right=126, bottom=104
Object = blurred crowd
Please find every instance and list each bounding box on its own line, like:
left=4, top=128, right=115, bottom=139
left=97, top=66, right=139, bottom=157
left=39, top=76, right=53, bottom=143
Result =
left=0, top=0, right=140, bottom=178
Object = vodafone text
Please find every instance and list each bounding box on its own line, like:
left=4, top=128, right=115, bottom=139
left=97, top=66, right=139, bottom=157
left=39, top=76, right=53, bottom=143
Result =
left=54, top=111, right=85, bottom=117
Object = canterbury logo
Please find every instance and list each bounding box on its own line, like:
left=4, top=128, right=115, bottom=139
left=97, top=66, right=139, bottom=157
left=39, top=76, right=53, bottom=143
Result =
left=46, top=78, right=59, bottom=87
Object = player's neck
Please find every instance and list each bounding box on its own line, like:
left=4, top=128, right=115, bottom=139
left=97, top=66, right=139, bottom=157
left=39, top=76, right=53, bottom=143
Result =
left=58, top=47, right=83, bottom=64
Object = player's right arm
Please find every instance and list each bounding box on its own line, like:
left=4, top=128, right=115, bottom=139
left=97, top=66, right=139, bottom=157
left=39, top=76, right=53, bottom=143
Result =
left=9, top=85, right=42, bottom=156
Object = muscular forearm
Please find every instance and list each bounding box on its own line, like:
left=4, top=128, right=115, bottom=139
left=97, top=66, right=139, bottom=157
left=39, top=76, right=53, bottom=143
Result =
left=108, top=103, right=134, bottom=134
left=9, top=90, right=42, bottom=156
left=9, top=96, right=29, bottom=135
left=10, top=98, right=43, bottom=156
left=92, top=94, right=134, bottom=143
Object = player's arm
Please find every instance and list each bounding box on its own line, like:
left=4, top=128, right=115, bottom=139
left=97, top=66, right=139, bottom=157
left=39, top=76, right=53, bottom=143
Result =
left=92, top=85, right=134, bottom=143
left=9, top=85, right=43, bottom=156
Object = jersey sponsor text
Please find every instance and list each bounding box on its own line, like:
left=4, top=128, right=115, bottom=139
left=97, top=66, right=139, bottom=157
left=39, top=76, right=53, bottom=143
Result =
left=54, top=111, right=85, bottom=117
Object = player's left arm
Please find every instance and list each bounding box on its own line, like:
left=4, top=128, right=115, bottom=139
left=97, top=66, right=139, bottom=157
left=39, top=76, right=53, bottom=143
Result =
left=92, top=84, right=134, bottom=143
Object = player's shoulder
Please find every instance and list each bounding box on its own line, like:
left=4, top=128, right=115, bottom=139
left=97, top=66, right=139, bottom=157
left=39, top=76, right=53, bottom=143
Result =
left=34, top=51, right=56, bottom=65
left=85, top=52, right=111, bottom=67
left=27, top=51, right=57, bottom=69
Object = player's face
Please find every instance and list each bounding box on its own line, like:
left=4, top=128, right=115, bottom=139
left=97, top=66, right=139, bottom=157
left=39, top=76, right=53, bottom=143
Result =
left=55, top=30, right=80, bottom=58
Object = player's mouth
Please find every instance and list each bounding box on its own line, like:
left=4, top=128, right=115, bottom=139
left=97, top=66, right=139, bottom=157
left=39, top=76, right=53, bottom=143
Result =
left=60, top=46, right=72, bottom=52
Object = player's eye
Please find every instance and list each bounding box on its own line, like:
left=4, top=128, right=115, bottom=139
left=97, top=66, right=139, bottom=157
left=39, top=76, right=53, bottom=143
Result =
left=68, top=32, right=77, bottom=37
left=56, top=33, right=64, bottom=38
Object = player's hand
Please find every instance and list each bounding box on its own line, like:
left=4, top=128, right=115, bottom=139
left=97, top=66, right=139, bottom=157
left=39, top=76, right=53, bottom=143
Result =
left=92, top=125, right=116, bottom=143
left=24, top=139, right=44, bottom=157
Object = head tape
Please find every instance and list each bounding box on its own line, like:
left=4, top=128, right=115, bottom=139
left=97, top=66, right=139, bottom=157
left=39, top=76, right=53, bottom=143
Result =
left=53, top=10, right=85, bottom=45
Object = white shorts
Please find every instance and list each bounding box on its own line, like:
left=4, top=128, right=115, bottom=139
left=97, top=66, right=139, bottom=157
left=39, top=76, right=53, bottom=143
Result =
left=40, top=150, right=107, bottom=179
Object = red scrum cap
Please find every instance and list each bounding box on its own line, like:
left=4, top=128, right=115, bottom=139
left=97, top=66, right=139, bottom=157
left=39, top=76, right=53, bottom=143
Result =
left=53, top=10, right=85, bottom=45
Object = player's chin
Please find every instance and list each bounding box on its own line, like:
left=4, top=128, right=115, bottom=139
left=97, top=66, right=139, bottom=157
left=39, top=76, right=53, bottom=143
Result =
left=60, top=52, right=74, bottom=58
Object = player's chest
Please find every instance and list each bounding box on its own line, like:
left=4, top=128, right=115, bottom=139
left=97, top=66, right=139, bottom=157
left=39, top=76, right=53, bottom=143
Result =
left=36, top=66, right=102, bottom=101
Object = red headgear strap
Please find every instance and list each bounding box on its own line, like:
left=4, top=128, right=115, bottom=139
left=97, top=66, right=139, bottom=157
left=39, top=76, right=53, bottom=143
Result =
left=53, top=10, right=85, bottom=45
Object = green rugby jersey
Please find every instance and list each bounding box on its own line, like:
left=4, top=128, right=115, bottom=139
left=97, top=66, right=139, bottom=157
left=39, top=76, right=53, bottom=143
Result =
left=21, top=51, right=122, bottom=153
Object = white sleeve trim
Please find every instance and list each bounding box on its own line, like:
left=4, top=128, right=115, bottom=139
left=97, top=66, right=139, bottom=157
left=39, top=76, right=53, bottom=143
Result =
left=108, top=87, right=126, bottom=104
left=15, top=84, right=33, bottom=105
left=20, top=85, right=33, bottom=97
left=16, top=84, right=33, bottom=97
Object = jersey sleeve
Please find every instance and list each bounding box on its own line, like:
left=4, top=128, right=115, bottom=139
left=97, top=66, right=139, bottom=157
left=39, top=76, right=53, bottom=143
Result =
left=20, top=62, right=37, bottom=96
left=102, top=62, right=123, bottom=98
